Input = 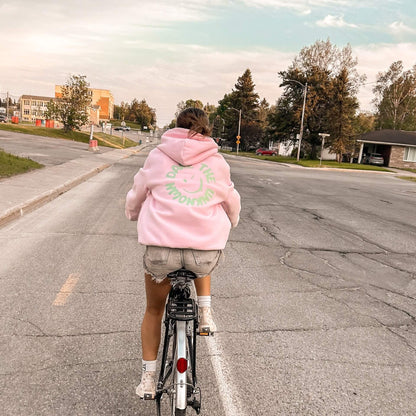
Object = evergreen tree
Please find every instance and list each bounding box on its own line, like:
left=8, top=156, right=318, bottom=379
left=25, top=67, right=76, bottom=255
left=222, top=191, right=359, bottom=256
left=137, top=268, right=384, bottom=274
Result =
left=217, top=69, right=262, bottom=150
left=326, top=67, right=359, bottom=162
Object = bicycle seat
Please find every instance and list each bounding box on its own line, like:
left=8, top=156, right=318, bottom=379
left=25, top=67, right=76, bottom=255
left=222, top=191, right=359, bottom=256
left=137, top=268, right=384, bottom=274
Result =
left=167, top=268, right=197, bottom=280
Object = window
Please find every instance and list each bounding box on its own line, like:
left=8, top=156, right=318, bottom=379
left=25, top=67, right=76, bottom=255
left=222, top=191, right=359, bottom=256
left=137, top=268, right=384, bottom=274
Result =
left=404, top=147, right=416, bottom=162
left=24, top=109, right=30, bottom=115
left=24, top=100, right=30, bottom=105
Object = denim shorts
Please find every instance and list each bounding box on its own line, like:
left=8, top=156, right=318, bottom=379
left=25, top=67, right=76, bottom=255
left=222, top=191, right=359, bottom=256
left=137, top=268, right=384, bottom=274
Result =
left=143, top=246, right=223, bottom=283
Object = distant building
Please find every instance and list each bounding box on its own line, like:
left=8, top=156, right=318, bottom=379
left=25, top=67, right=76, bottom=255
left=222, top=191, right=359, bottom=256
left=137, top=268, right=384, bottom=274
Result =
left=357, top=129, right=416, bottom=169
left=55, top=86, right=114, bottom=123
left=19, top=95, right=55, bottom=122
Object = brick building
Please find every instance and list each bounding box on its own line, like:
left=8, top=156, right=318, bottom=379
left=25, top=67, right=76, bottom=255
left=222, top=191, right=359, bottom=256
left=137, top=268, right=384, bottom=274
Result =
left=357, top=130, right=416, bottom=169
left=19, top=95, right=55, bottom=122
left=55, top=86, right=114, bottom=123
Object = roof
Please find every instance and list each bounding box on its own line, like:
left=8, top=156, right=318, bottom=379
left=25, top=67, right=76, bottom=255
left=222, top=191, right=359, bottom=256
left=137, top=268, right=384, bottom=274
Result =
left=358, top=129, right=416, bottom=147
left=20, top=95, right=55, bottom=101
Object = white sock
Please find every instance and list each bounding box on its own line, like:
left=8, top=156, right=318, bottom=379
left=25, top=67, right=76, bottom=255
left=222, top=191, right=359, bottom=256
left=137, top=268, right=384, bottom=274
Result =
left=142, top=359, right=157, bottom=373
left=198, top=295, right=211, bottom=308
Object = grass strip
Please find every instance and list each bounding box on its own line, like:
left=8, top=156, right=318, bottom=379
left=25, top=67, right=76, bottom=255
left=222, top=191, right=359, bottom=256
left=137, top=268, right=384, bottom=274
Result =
left=93, top=132, right=137, bottom=148
left=0, top=123, right=136, bottom=148
left=0, top=149, right=44, bottom=178
left=220, top=150, right=391, bottom=172
left=397, top=176, right=416, bottom=182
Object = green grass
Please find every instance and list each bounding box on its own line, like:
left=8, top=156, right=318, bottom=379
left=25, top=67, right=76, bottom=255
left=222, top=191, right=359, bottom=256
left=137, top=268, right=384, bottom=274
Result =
left=93, top=132, right=137, bottom=148
left=397, top=176, right=416, bottom=182
left=0, top=149, right=44, bottom=178
left=220, top=150, right=391, bottom=172
left=395, top=168, right=416, bottom=174
left=0, top=123, right=137, bottom=148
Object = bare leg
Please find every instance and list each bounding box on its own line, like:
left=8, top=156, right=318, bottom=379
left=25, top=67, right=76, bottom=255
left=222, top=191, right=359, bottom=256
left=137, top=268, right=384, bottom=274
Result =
left=141, top=273, right=171, bottom=361
left=194, top=274, right=211, bottom=296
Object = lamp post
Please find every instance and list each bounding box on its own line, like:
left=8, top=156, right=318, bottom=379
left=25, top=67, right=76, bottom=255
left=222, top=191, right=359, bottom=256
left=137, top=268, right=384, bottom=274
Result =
left=229, top=107, right=242, bottom=155
left=286, top=80, right=308, bottom=161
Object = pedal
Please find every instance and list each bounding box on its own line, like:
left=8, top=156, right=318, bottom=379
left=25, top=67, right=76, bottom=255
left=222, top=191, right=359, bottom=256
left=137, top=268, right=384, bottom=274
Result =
left=143, top=393, right=155, bottom=400
left=197, top=326, right=212, bottom=336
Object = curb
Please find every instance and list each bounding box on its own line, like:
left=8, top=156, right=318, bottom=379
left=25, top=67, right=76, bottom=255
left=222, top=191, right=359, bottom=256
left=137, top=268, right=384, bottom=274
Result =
left=0, top=164, right=110, bottom=228
left=0, top=144, right=149, bottom=228
left=222, top=153, right=399, bottom=175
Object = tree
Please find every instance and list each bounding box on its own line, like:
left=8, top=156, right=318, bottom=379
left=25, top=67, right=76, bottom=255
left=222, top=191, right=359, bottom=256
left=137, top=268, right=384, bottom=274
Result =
left=175, top=99, right=204, bottom=117
left=114, top=101, right=129, bottom=120
left=46, top=74, right=92, bottom=132
left=373, top=61, right=416, bottom=130
left=217, top=69, right=262, bottom=150
left=132, top=99, right=156, bottom=130
left=325, top=67, right=359, bottom=162
left=270, top=39, right=365, bottom=159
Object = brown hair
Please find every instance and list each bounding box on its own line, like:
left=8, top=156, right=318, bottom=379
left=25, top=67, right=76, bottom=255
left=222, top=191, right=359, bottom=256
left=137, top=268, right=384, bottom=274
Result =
left=176, top=108, right=212, bottom=137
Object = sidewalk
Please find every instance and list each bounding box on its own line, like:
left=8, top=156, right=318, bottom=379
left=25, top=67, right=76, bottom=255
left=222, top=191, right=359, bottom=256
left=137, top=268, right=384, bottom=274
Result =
left=0, top=145, right=145, bottom=228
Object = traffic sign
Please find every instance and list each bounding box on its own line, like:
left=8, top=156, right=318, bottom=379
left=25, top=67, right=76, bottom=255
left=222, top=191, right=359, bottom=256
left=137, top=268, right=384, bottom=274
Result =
left=236, top=135, right=241, bottom=139
left=121, top=121, right=126, bottom=127
left=236, top=140, right=240, bottom=144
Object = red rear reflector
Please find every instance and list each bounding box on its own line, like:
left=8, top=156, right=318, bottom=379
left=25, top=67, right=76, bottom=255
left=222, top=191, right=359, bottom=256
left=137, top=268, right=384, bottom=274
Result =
left=177, top=358, right=188, bottom=373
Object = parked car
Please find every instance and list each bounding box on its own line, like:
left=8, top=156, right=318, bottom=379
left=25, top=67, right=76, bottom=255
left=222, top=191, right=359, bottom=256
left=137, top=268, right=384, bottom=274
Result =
left=256, top=148, right=277, bottom=156
left=114, top=126, right=130, bottom=131
left=365, top=153, right=384, bottom=165
left=0, top=115, right=7, bottom=123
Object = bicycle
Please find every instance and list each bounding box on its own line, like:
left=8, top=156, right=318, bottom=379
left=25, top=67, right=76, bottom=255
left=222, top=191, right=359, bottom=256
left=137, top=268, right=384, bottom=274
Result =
left=155, top=268, right=212, bottom=415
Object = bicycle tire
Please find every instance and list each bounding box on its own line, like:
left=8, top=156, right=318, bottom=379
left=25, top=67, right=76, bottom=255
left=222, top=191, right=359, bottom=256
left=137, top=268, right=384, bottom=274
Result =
left=174, top=320, right=188, bottom=413
left=175, top=409, right=186, bottom=416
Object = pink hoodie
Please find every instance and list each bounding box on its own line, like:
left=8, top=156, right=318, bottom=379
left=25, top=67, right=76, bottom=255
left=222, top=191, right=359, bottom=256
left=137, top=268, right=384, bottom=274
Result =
left=125, top=128, right=241, bottom=250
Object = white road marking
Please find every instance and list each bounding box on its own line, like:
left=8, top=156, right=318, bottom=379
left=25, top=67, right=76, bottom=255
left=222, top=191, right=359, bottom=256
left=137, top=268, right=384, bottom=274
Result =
left=205, top=334, right=247, bottom=416
left=52, top=273, right=80, bottom=306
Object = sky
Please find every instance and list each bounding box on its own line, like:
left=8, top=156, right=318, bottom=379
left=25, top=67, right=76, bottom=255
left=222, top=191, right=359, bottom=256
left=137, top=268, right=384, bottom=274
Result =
left=1, top=0, right=415, bottom=126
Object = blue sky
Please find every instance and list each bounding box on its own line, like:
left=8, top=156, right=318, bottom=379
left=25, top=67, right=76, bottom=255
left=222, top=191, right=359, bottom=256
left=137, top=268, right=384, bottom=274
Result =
left=1, top=0, right=415, bottom=126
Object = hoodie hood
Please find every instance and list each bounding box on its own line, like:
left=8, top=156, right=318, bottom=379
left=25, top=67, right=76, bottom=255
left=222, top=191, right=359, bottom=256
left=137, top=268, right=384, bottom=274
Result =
left=158, top=127, right=218, bottom=166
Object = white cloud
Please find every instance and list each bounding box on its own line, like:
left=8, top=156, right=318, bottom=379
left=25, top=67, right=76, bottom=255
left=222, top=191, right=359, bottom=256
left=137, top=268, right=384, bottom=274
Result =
left=316, top=15, right=358, bottom=28
left=389, top=21, right=416, bottom=35
left=106, top=47, right=294, bottom=125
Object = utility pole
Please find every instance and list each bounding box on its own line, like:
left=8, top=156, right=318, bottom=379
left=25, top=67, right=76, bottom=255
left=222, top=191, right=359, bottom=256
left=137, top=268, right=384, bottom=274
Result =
left=297, top=82, right=308, bottom=162
left=6, top=91, right=9, bottom=119
left=286, top=80, right=308, bottom=161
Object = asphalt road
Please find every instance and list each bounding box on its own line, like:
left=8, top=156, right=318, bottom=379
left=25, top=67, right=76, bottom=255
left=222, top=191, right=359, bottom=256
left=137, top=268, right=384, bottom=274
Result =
left=0, top=130, right=111, bottom=167
left=1, top=149, right=415, bottom=415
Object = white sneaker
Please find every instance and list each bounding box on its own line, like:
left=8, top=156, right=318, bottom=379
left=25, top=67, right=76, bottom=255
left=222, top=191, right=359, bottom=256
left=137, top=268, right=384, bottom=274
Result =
left=136, top=371, right=156, bottom=400
left=198, top=306, right=217, bottom=335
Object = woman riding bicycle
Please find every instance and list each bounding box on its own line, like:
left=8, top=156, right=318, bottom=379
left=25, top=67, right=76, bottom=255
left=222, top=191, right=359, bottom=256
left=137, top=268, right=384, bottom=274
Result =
left=125, top=107, right=241, bottom=399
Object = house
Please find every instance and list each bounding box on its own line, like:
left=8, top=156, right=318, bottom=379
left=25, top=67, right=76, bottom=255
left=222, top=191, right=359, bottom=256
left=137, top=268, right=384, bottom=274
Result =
left=357, top=129, right=416, bottom=169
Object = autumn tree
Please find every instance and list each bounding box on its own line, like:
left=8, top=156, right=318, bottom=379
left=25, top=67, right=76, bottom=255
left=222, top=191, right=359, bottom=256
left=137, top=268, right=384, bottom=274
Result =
left=114, top=101, right=130, bottom=120
left=46, top=74, right=92, bottom=132
left=175, top=99, right=204, bottom=117
left=127, top=99, right=156, bottom=129
left=373, top=61, right=416, bottom=130
left=270, top=39, right=365, bottom=159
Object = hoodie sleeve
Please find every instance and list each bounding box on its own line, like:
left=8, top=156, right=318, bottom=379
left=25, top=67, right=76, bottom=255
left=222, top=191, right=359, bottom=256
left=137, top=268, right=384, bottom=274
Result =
left=222, top=183, right=241, bottom=228
left=125, top=168, right=148, bottom=221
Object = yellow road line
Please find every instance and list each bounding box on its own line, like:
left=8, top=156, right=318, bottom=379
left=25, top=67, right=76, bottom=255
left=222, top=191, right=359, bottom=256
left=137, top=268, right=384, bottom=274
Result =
left=53, top=273, right=80, bottom=306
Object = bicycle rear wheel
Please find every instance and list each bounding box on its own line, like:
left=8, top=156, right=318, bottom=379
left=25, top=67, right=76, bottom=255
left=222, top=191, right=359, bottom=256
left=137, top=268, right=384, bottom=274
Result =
left=174, top=320, right=188, bottom=414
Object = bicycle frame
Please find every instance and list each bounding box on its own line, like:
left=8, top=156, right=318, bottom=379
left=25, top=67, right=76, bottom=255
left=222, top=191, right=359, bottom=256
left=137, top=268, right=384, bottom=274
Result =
left=155, top=269, right=201, bottom=416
